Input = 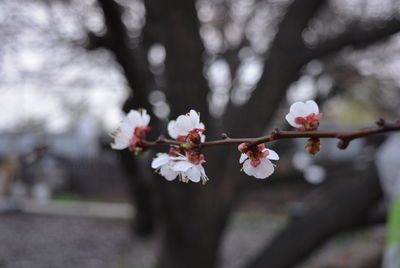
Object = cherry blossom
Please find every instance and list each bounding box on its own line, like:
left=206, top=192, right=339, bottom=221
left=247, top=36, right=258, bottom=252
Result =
left=111, top=109, right=151, bottom=150
left=151, top=153, right=179, bottom=181
left=152, top=149, right=209, bottom=184
left=239, top=143, right=279, bottom=179
left=285, top=100, right=323, bottom=131
left=167, top=110, right=205, bottom=143
left=172, top=153, right=209, bottom=184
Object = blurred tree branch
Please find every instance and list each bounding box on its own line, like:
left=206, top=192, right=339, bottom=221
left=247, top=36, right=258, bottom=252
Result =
left=245, top=167, right=382, bottom=268
left=97, top=0, right=155, bottom=113
left=223, top=0, right=328, bottom=135
left=95, top=0, right=161, bottom=237
left=304, top=18, right=400, bottom=61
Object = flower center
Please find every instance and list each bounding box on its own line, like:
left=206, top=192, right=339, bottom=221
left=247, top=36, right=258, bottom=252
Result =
left=128, top=126, right=152, bottom=151
left=295, top=113, right=323, bottom=131
left=185, top=150, right=205, bottom=165
left=177, top=128, right=205, bottom=144
left=239, top=143, right=269, bottom=167
left=168, top=147, right=181, bottom=157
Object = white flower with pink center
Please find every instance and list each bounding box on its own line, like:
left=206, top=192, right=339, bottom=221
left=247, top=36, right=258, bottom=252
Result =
left=285, top=100, right=323, bottom=131
left=171, top=152, right=209, bottom=184
left=239, top=143, right=279, bottom=179
left=111, top=109, right=151, bottom=150
left=152, top=150, right=209, bottom=184
left=151, top=153, right=179, bottom=181
left=167, top=110, right=205, bottom=143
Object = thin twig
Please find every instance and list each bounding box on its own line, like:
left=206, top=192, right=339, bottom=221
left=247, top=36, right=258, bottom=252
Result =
left=141, top=119, right=400, bottom=150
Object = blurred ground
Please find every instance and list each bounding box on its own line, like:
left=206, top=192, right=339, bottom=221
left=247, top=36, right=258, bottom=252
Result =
left=0, top=210, right=384, bottom=268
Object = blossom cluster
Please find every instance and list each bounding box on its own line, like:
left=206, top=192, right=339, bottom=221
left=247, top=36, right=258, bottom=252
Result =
left=111, top=100, right=323, bottom=183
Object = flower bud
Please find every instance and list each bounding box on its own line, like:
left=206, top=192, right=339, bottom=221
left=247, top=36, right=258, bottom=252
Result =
left=181, top=143, right=193, bottom=149
left=305, top=138, right=320, bottom=155
left=238, top=143, right=249, bottom=153
left=337, top=139, right=349, bottom=150
left=134, top=147, right=144, bottom=156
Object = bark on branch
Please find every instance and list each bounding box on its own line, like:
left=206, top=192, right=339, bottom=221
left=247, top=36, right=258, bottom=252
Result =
left=141, top=119, right=400, bottom=150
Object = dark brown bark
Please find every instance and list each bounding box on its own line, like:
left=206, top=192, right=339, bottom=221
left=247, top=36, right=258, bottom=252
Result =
left=141, top=119, right=400, bottom=149
left=245, top=169, right=383, bottom=268
left=97, top=0, right=159, bottom=237
left=142, top=0, right=228, bottom=267
left=158, top=0, right=211, bottom=122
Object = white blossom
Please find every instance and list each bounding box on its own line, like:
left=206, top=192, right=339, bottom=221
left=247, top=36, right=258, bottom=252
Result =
left=167, top=109, right=205, bottom=141
left=152, top=153, right=209, bottom=184
left=171, top=155, right=209, bottom=184
left=111, top=109, right=150, bottom=150
left=151, top=153, right=179, bottom=181
left=240, top=148, right=279, bottom=179
left=285, top=100, right=321, bottom=129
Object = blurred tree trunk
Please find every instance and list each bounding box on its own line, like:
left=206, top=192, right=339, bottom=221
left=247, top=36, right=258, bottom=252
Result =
left=97, top=0, right=160, bottom=237
left=92, top=0, right=400, bottom=267
left=144, top=1, right=228, bottom=267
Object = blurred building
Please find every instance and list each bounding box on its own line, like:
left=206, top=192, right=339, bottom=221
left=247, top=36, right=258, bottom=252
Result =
left=0, top=116, right=130, bottom=202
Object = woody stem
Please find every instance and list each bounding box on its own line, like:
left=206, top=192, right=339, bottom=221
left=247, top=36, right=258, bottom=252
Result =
left=141, top=119, right=400, bottom=150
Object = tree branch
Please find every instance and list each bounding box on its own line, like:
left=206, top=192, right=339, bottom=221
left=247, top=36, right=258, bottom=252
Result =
left=244, top=168, right=382, bottom=268
left=222, top=0, right=328, bottom=136
left=304, top=18, right=400, bottom=61
left=141, top=119, right=400, bottom=150
left=97, top=0, right=155, bottom=113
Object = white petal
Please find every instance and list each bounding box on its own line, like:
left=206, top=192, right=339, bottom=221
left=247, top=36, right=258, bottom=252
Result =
left=173, top=161, right=194, bottom=172
left=185, top=166, right=201, bottom=183
left=266, top=149, right=279, bottom=160
left=140, top=109, right=151, bottom=126
left=243, top=159, right=274, bottom=179
left=177, top=117, right=195, bottom=133
left=200, top=133, right=206, bottom=142
left=285, top=114, right=301, bottom=128
left=172, top=118, right=192, bottom=137
left=126, top=110, right=142, bottom=126
left=304, top=100, right=319, bottom=114
left=169, top=155, right=186, bottom=161
left=189, top=110, right=200, bottom=127
left=239, top=154, right=248, bottom=164
left=111, top=139, right=129, bottom=150
left=243, top=160, right=256, bottom=177
left=151, top=153, right=170, bottom=169
left=198, top=164, right=208, bottom=179
left=167, top=120, right=179, bottom=139
left=160, top=165, right=178, bottom=181
left=120, top=118, right=136, bottom=137
left=111, top=132, right=130, bottom=150
left=289, top=102, right=309, bottom=118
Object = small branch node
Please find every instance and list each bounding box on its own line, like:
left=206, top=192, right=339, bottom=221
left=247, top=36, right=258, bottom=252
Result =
left=337, top=139, right=350, bottom=150
left=376, top=118, right=386, bottom=127
left=270, top=128, right=280, bottom=140
left=156, top=135, right=166, bottom=144
left=221, top=133, right=229, bottom=139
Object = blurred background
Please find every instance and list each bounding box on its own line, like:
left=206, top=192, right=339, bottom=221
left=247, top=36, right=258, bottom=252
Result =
left=0, top=0, right=400, bottom=267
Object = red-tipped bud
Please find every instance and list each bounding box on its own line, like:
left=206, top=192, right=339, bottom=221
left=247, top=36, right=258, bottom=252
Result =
left=306, top=138, right=320, bottom=155
left=238, top=143, right=249, bottom=153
